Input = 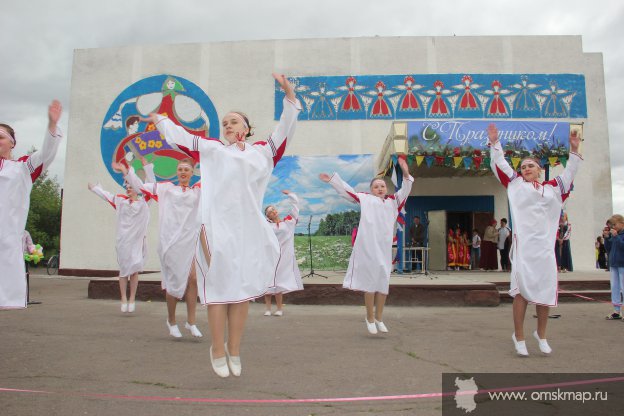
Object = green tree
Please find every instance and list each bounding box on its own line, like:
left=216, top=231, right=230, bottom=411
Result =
left=315, top=210, right=360, bottom=236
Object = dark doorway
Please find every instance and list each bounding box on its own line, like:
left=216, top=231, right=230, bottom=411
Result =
left=447, top=212, right=472, bottom=236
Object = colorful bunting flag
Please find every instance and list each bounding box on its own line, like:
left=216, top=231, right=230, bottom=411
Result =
left=473, top=156, right=482, bottom=170
left=548, top=156, right=558, bottom=167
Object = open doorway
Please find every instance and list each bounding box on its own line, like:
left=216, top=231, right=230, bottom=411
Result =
left=427, top=210, right=495, bottom=271
left=447, top=212, right=473, bottom=236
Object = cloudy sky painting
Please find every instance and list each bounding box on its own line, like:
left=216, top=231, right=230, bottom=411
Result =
left=3, top=0, right=623, bottom=215
left=265, top=154, right=374, bottom=234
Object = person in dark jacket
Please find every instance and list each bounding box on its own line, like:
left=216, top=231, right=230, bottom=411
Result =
left=604, top=214, right=624, bottom=320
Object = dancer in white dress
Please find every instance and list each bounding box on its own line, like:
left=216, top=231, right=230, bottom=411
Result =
left=488, top=123, right=582, bottom=356
left=0, top=101, right=63, bottom=309
left=88, top=162, right=154, bottom=313
left=121, top=158, right=203, bottom=338
left=320, top=157, right=413, bottom=335
left=264, top=190, right=304, bottom=316
left=142, top=73, right=300, bottom=378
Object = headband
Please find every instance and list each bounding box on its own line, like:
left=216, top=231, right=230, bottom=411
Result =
left=0, top=128, right=15, bottom=146
left=520, top=157, right=542, bottom=169
left=177, top=162, right=194, bottom=169
left=225, top=112, right=249, bottom=130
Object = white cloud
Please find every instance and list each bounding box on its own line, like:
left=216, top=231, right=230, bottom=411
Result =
left=3, top=0, right=623, bottom=208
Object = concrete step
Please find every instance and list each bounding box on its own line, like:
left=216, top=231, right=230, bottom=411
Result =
left=493, top=280, right=610, bottom=292
left=498, top=289, right=611, bottom=303
left=88, top=280, right=501, bottom=307
left=88, top=279, right=611, bottom=307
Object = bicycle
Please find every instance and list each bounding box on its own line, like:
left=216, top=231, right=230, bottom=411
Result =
left=46, top=254, right=59, bottom=275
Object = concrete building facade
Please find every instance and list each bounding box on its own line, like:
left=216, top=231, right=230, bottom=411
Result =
left=61, top=36, right=611, bottom=273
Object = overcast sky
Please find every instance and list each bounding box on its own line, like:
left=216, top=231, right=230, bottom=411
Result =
left=2, top=0, right=622, bottom=213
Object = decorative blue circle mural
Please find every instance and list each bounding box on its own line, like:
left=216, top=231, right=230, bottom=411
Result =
left=100, top=74, right=220, bottom=186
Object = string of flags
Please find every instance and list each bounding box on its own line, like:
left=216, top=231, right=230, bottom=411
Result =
left=392, top=151, right=568, bottom=172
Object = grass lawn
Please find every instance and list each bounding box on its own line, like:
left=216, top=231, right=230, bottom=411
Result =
left=294, top=235, right=352, bottom=270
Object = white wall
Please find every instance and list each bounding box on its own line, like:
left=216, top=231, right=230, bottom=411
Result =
left=62, top=35, right=610, bottom=272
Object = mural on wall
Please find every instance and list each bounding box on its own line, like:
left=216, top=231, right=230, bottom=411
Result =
left=394, top=120, right=575, bottom=172
left=264, top=154, right=374, bottom=234
left=101, top=75, right=220, bottom=186
left=275, top=74, right=587, bottom=121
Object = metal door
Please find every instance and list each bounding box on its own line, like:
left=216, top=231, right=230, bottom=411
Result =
left=427, top=210, right=447, bottom=270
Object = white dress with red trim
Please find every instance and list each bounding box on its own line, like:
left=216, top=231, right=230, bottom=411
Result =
left=126, top=166, right=201, bottom=299
left=489, top=141, right=582, bottom=306
left=154, top=97, right=302, bottom=304
left=329, top=173, right=413, bottom=294
left=267, top=193, right=303, bottom=294
left=0, top=127, right=63, bottom=309
left=90, top=185, right=150, bottom=278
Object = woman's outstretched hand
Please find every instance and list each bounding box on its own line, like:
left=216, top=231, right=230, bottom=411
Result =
left=139, top=113, right=160, bottom=125
left=487, top=123, right=499, bottom=146
left=273, top=73, right=295, bottom=102
left=48, top=100, right=62, bottom=132
left=319, top=173, right=331, bottom=183
left=397, top=156, right=410, bottom=179
left=569, top=129, right=581, bottom=153
left=111, top=161, right=128, bottom=176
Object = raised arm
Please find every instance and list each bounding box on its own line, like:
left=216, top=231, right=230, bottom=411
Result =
left=320, top=172, right=360, bottom=204
left=487, top=124, right=517, bottom=188
left=88, top=182, right=117, bottom=209
left=126, top=166, right=157, bottom=198
left=257, top=74, right=302, bottom=165
left=395, top=156, right=414, bottom=206
left=141, top=114, right=219, bottom=159
left=282, top=190, right=299, bottom=222
left=142, top=158, right=156, bottom=184
left=20, top=101, right=63, bottom=183
left=550, top=130, right=583, bottom=198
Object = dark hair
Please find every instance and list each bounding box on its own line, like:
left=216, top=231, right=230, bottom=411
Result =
left=501, top=218, right=507, bottom=224
left=413, top=216, right=420, bottom=220
left=0, top=123, right=16, bottom=145
left=125, top=116, right=140, bottom=130
left=230, top=111, right=254, bottom=138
